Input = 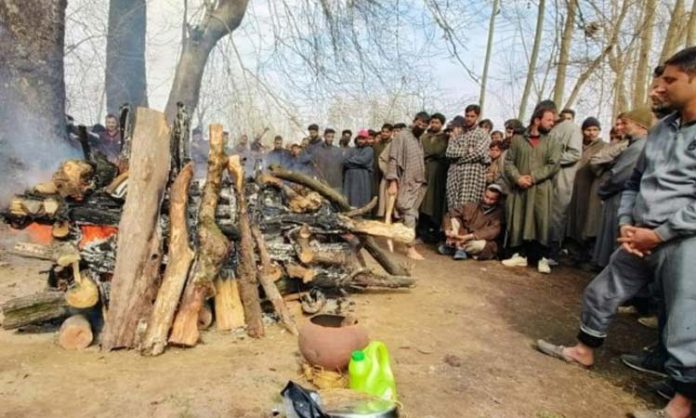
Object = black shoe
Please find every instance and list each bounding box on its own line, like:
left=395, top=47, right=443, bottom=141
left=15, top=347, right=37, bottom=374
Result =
left=648, top=379, right=675, bottom=401
left=621, top=352, right=668, bottom=378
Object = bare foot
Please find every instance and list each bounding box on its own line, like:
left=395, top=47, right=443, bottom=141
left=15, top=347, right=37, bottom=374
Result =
left=407, top=247, right=425, bottom=260
left=664, top=393, right=693, bottom=418
left=561, top=344, right=595, bottom=367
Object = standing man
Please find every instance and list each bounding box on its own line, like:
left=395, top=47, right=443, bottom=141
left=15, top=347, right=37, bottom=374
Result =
left=502, top=105, right=561, bottom=273
left=445, top=104, right=491, bottom=211
left=305, top=123, right=323, bottom=154
left=373, top=124, right=394, bottom=216
left=565, top=117, right=607, bottom=262
left=537, top=47, right=696, bottom=418
left=339, top=129, right=352, bottom=148
left=97, top=114, right=122, bottom=163
left=547, top=100, right=583, bottom=264
left=231, top=133, right=249, bottom=154
left=315, top=128, right=345, bottom=193
left=592, top=108, right=651, bottom=267
left=264, top=135, right=290, bottom=171
left=419, top=113, right=449, bottom=242
left=386, top=112, right=430, bottom=260
left=343, top=130, right=374, bottom=208
left=559, top=108, right=576, bottom=122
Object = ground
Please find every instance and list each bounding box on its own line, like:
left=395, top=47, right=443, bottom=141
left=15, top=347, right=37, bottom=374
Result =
left=0, top=241, right=661, bottom=418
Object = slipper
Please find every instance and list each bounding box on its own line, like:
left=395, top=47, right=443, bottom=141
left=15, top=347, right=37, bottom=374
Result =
left=631, top=409, right=674, bottom=418
left=536, top=339, right=593, bottom=369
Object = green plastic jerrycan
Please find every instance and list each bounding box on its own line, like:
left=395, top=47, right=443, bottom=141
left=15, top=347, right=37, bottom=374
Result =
left=348, top=341, right=397, bottom=401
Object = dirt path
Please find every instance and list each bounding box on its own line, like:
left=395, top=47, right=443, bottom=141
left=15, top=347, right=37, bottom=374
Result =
left=0, top=244, right=660, bottom=418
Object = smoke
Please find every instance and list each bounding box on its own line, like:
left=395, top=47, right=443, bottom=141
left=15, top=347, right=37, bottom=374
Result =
left=0, top=91, right=81, bottom=207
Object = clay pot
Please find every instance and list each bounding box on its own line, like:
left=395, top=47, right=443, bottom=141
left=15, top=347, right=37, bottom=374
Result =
left=298, top=314, right=369, bottom=371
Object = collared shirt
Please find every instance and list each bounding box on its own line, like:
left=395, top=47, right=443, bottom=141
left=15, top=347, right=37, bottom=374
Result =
left=618, top=113, right=696, bottom=241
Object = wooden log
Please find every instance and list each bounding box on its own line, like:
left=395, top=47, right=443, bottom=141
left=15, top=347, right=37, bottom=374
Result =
left=168, top=281, right=206, bottom=347
left=213, top=277, right=245, bottom=331
left=170, top=126, right=230, bottom=347
left=251, top=226, right=298, bottom=336
left=51, top=160, right=95, bottom=201
left=284, top=263, right=317, bottom=283
left=10, top=242, right=54, bottom=261
left=269, top=166, right=409, bottom=276
left=229, top=156, right=265, bottom=338
left=101, top=107, right=171, bottom=351
left=338, top=216, right=415, bottom=244
left=342, top=196, right=378, bottom=218
left=51, top=221, right=70, bottom=239
left=198, top=303, right=213, bottom=330
left=57, top=314, right=93, bottom=350
left=294, top=225, right=349, bottom=266
left=1, top=291, right=68, bottom=330
left=141, top=163, right=195, bottom=356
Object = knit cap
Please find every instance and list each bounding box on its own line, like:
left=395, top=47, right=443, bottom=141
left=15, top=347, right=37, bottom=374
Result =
left=621, top=107, right=654, bottom=130
left=581, top=117, right=601, bottom=130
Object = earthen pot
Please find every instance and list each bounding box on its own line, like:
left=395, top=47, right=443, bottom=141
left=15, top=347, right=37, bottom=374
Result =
left=298, top=314, right=369, bottom=371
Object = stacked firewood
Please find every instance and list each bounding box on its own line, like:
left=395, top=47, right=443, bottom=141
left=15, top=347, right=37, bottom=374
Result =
left=0, top=107, right=414, bottom=355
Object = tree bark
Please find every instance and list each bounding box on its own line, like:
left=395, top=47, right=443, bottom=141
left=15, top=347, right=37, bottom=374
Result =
left=169, top=125, right=229, bottom=346
left=686, top=0, right=696, bottom=47
left=230, top=157, right=265, bottom=338
left=0, top=0, right=74, bottom=182
left=479, top=0, right=500, bottom=113
left=164, top=0, right=250, bottom=121
left=57, top=314, right=93, bottom=350
left=101, top=108, right=171, bottom=351
left=518, top=0, right=546, bottom=121
left=105, top=0, right=148, bottom=113
left=1, top=291, right=68, bottom=330
left=660, top=0, right=686, bottom=63
left=141, top=163, right=195, bottom=356
left=633, top=0, right=656, bottom=108
left=553, top=0, right=578, bottom=106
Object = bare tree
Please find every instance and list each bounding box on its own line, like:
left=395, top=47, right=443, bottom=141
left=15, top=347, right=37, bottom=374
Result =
left=105, top=0, right=148, bottom=113
left=480, top=0, right=500, bottom=113
left=685, top=0, right=696, bottom=46
left=165, top=0, right=250, bottom=121
left=553, top=0, right=578, bottom=106
left=632, top=0, right=656, bottom=107
left=519, top=0, right=547, bottom=120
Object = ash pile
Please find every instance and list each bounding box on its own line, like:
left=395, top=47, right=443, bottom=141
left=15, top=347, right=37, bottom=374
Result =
left=0, top=105, right=414, bottom=355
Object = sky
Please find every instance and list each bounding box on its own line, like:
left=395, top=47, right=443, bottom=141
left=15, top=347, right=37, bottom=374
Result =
left=63, top=0, right=625, bottom=140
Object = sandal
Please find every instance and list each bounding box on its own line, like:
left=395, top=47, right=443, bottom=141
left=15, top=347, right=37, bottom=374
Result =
left=536, top=339, right=593, bottom=369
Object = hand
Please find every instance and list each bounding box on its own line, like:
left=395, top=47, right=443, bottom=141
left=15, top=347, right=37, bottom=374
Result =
left=517, top=175, right=533, bottom=189
left=618, top=227, right=663, bottom=257
left=387, top=181, right=398, bottom=196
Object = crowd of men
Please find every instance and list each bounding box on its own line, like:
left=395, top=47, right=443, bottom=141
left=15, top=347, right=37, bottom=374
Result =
left=82, top=46, right=696, bottom=418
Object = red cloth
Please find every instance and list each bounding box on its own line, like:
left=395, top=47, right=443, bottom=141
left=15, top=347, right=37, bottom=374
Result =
left=528, top=135, right=541, bottom=148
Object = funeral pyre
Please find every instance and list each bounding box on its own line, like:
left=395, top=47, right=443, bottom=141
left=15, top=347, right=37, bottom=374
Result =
left=0, top=106, right=414, bottom=355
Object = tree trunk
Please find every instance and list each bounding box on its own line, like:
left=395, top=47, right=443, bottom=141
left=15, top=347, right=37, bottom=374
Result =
left=479, top=0, right=500, bottom=113
left=660, top=0, right=686, bottom=63
left=0, top=0, right=74, bottom=189
left=553, top=0, right=577, bottom=106
left=141, top=163, right=195, bottom=356
left=634, top=0, right=656, bottom=108
left=164, top=0, right=250, bottom=121
left=101, top=108, right=171, bottom=351
left=105, top=0, right=148, bottom=113
left=686, top=0, right=696, bottom=46
left=518, top=0, right=546, bottom=121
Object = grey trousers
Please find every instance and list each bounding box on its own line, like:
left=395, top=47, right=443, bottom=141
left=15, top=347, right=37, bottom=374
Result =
left=578, top=236, right=696, bottom=398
